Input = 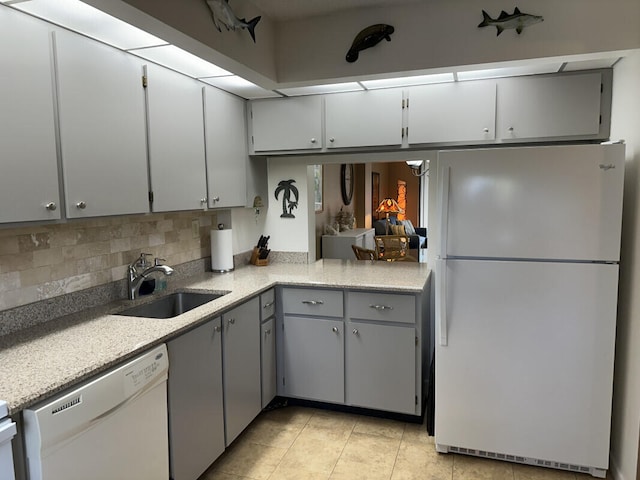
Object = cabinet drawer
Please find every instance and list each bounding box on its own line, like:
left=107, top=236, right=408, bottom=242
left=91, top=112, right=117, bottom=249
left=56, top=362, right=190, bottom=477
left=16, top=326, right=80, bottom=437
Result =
left=282, top=288, right=343, bottom=317
left=260, top=289, right=275, bottom=321
left=348, top=292, right=415, bottom=324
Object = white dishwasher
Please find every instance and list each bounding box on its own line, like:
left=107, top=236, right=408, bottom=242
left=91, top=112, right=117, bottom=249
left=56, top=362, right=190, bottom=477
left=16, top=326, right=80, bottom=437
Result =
left=0, top=401, right=16, bottom=480
left=23, top=344, right=169, bottom=480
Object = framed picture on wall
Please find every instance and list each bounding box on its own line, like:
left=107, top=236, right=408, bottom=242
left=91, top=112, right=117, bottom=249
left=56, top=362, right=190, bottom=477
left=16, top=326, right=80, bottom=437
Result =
left=313, top=165, right=323, bottom=212
left=372, top=172, right=380, bottom=219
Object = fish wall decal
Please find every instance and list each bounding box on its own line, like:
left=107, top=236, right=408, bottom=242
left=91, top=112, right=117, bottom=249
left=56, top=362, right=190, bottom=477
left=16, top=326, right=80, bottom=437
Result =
left=204, top=0, right=261, bottom=42
left=478, top=7, right=543, bottom=36
left=346, top=24, right=394, bottom=63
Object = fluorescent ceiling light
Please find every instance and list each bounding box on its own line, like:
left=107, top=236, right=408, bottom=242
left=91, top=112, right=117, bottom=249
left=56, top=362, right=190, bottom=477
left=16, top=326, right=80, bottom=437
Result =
left=361, top=73, right=454, bottom=89
left=278, top=82, right=364, bottom=96
left=129, top=45, right=231, bottom=78
left=199, top=75, right=282, bottom=99
left=563, top=58, right=619, bottom=71
left=457, top=63, right=562, bottom=81
left=7, top=0, right=167, bottom=50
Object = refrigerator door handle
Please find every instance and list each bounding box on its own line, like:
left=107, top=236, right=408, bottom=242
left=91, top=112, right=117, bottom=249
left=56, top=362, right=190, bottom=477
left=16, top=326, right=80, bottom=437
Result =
left=438, top=166, right=451, bottom=259
left=437, top=259, right=448, bottom=346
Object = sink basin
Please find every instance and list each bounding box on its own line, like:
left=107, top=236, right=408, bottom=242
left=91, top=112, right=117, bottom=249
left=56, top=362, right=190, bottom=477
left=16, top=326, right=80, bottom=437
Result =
left=116, top=292, right=225, bottom=319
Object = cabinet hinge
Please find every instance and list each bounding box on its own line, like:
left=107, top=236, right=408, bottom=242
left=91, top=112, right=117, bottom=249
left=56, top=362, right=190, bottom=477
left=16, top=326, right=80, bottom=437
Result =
left=415, top=336, right=418, bottom=346
left=415, top=395, right=418, bottom=405
left=402, top=99, right=405, bottom=109
left=142, top=75, right=148, bottom=88
left=406, top=127, right=408, bottom=138
left=148, top=191, right=154, bottom=204
left=599, top=115, right=602, bottom=125
left=406, top=98, right=409, bottom=109
left=251, top=135, right=254, bottom=145
left=282, top=377, right=285, bottom=386
left=601, top=83, right=604, bottom=93
left=401, top=127, right=405, bottom=138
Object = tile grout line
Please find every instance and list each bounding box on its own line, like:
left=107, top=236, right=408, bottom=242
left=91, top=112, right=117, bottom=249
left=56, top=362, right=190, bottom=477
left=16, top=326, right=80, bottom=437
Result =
left=326, top=415, right=357, bottom=479
left=387, top=422, right=407, bottom=480
left=265, top=409, right=314, bottom=480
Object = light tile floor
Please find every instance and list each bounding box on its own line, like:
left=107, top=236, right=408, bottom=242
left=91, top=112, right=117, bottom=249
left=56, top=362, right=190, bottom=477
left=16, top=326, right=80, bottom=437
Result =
left=199, top=406, right=611, bottom=480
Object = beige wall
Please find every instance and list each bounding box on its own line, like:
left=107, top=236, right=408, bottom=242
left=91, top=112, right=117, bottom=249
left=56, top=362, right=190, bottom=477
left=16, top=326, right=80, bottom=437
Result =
left=609, top=50, right=640, bottom=480
left=0, top=211, right=217, bottom=311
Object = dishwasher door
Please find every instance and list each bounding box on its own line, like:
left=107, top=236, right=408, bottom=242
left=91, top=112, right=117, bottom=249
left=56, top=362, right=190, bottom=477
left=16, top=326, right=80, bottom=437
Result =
left=23, top=344, right=169, bottom=480
left=0, top=400, right=16, bottom=480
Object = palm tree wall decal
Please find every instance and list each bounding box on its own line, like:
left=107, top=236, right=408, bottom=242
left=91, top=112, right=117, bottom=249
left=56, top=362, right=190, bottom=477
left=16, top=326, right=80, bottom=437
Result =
left=275, top=179, right=299, bottom=218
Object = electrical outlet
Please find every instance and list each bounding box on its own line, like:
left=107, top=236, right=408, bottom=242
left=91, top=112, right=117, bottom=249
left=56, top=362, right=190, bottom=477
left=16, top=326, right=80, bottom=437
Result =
left=191, top=219, right=199, bottom=239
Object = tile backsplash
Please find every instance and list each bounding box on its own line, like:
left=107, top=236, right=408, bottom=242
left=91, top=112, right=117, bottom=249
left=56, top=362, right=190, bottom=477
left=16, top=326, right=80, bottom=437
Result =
left=0, top=211, right=217, bottom=311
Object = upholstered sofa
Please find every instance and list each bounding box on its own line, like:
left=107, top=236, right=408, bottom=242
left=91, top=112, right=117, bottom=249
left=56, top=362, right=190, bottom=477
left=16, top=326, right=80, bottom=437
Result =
left=372, top=217, right=427, bottom=249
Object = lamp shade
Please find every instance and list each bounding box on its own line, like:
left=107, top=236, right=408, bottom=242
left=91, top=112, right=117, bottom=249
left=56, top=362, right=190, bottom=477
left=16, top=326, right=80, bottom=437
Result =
left=376, top=198, right=404, bottom=214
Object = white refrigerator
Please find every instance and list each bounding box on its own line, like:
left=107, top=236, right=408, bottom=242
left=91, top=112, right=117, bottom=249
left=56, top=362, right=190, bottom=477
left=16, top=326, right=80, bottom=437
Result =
left=434, top=144, right=624, bottom=478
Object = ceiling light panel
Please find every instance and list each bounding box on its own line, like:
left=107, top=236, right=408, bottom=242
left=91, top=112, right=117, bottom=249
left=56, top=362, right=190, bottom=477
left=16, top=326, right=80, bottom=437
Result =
left=563, top=58, right=619, bottom=71
left=278, top=82, right=364, bottom=96
left=457, top=63, right=562, bottom=81
left=360, top=73, right=454, bottom=89
left=199, top=76, right=282, bottom=99
left=8, top=0, right=167, bottom=50
left=129, top=45, right=231, bottom=78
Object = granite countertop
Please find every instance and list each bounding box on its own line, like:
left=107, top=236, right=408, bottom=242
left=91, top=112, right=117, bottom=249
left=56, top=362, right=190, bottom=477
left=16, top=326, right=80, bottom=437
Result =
left=0, top=259, right=430, bottom=415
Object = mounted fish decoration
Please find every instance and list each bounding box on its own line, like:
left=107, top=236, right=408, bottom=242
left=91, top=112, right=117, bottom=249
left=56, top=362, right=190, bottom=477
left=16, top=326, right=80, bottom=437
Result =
left=205, top=0, right=261, bottom=42
left=346, top=24, right=394, bottom=63
left=478, top=7, right=543, bottom=36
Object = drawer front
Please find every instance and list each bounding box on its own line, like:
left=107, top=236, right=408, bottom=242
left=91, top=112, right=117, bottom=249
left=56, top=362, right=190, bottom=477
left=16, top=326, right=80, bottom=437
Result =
left=260, top=289, right=275, bottom=321
left=348, top=291, right=416, bottom=324
left=282, top=288, right=343, bottom=317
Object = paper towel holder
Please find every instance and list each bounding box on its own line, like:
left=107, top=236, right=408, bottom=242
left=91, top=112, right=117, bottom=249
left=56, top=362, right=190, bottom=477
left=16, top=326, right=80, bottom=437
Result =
left=211, top=228, right=235, bottom=273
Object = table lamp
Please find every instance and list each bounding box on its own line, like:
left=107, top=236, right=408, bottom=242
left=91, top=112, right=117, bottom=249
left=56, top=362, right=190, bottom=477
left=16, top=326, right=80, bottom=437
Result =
left=376, top=198, right=404, bottom=235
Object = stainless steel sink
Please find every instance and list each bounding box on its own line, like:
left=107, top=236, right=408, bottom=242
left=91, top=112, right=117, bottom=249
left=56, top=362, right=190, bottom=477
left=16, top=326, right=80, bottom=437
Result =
left=116, top=292, right=226, bottom=319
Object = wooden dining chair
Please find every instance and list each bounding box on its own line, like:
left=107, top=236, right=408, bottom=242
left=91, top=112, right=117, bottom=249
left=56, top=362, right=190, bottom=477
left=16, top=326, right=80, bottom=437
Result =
left=374, top=235, right=409, bottom=261
left=351, top=244, right=376, bottom=260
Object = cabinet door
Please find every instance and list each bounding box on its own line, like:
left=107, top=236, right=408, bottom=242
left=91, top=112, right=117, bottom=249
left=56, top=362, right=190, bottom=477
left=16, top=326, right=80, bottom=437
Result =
left=496, top=73, right=602, bottom=141
left=346, top=322, right=416, bottom=414
left=282, top=316, right=344, bottom=403
left=223, top=297, right=261, bottom=445
left=145, top=64, right=207, bottom=212
left=261, top=318, right=277, bottom=408
left=250, top=96, right=322, bottom=151
left=0, top=8, right=60, bottom=223
left=325, top=90, right=403, bottom=148
left=167, top=318, right=225, bottom=480
left=54, top=29, right=149, bottom=218
left=204, top=86, right=248, bottom=208
left=407, top=81, right=496, bottom=144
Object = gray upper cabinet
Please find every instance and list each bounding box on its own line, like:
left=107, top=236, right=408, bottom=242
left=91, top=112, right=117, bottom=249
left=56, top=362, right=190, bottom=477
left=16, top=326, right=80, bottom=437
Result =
left=54, top=29, right=149, bottom=218
left=496, top=72, right=604, bottom=141
left=145, top=64, right=207, bottom=212
left=407, top=81, right=497, bottom=144
left=325, top=89, right=403, bottom=148
left=0, top=8, right=60, bottom=223
left=204, top=86, right=248, bottom=208
left=250, top=96, right=323, bottom=152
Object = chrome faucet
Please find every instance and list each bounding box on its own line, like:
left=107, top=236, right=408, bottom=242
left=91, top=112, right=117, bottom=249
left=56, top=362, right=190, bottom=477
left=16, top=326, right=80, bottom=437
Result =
left=127, top=253, right=174, bottom=300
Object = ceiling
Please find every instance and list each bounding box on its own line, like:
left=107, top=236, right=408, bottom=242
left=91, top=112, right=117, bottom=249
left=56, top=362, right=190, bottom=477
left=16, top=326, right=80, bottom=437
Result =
left=248, top=0, right=423, bottom=21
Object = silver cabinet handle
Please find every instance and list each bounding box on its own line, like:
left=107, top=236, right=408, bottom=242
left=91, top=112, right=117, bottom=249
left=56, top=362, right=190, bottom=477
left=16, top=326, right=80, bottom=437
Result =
left=332, top=327, right=339, bottom=333
left=352, top=329, right=359, bottom=335
left=508, top=126, right=514, bottom=132
left=310, top=138, right=317, bottom=144
left=76, top=201, right=86, bottom=209
left=329, top=137, right=335, bottom=143
left=302, top=300, right=324, bottom=305
left=369, top=304, right=393, bottom=311
left=214, top=325, right=221, bottom=332
left=263, top=301, right=274, bottom=309
left=228, top=318, right=235, bottom=325
left=45, top=202, right=57, bottom=211
left=265, top=328, right=271, bottom=335
left=211, top=196, right=220, bottom=203
left=483, top=128, right=489, bottom=133
left=200, top=198, right=207, bottom=204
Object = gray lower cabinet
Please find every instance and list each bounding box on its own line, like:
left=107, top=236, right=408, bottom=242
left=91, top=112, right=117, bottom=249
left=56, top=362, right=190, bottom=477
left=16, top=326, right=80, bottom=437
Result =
left=346, top=322, right=416, bottom=414
left=260, top=289, right=277, bottom=408
left=282, top=315, right=344, bottom=403
left=167, top=317, right=225, bottom=480
left=222, top=297, right=261, bottom=445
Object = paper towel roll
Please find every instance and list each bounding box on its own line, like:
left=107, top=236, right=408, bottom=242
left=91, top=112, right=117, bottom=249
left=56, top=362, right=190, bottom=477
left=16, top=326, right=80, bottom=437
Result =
left=211, top=229, right=234, bottom=272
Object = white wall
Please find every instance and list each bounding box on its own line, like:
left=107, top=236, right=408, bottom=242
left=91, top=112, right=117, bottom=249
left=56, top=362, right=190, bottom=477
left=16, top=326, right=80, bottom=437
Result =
left=275, top=0, right=640, bottom=85
left=610, top=50, right=640, bottom=480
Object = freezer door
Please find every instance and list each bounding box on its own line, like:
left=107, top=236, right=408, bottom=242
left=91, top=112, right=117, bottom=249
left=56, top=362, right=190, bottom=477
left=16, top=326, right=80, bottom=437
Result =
left=438, top=144, right=624, bottom=261
left=435, top=260, right=618, bottom=469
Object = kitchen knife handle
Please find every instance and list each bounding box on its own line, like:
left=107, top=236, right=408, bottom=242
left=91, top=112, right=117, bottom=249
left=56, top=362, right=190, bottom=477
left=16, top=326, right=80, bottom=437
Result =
left=437, top=259, right=448, bottom=346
